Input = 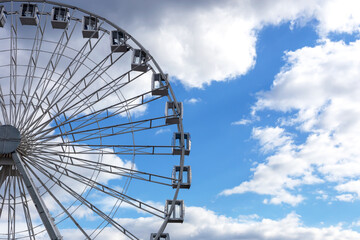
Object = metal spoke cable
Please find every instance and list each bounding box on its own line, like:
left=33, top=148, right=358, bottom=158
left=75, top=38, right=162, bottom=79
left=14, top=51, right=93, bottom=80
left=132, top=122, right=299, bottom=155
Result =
left=16, top=175, right=36, bottom=240
left=30, top=87, right=160, bottom=142
left=0, top=170, right=10, bottom=218
left=21, top=23, right=107, bottom=133
left=32, top=143, right=176, bottom=155
left=8, top=171, right=15, bottom=239
left=41, top=23, right=107, bottom=109
left=27, top=154, right=166, bottom=218
left=17, top=12, right=78, bottom=129
left=27, top=150, right=175, bottom=186
left=25, top=59, right=148, bottom=139
left=28, top=53, right=137, bottom=136
left=34, top=115, right=169, bottom=143
left=22, top=159, right=92, bottom=240
left=15, top=3, right=48, bottom=126
left=23, top=156, right=139, bottom=240
left=8, top=2, right=16, bottom=124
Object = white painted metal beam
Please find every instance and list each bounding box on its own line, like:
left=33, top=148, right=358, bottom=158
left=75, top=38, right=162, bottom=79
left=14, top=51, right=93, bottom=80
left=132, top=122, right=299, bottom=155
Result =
left=12, top=152, right=63, bottom=240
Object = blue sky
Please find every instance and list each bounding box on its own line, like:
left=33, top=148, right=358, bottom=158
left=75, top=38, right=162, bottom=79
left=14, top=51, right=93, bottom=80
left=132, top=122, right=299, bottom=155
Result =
left=3, top=0, right=360, bottom=239
left=57, top=0, right=360, bottom=238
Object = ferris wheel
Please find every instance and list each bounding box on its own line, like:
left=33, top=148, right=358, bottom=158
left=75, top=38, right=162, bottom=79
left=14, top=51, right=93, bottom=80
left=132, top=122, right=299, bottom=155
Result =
left=0, top=1, right=191, bottom=239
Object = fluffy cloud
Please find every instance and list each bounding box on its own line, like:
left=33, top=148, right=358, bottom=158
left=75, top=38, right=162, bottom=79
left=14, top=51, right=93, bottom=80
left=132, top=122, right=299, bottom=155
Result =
left=129, top=4, right=257, bottom=88
left=185, top=98, right=201, bottom=104
left=108, top=0, right=312, bottom=88
left=336, top=181, right=360, bottom=197
left=336, top=194, right=355, bottom=202
left=59, top=0, right=360, bottom=88
left=221, top=126, right=314, bottom=205
left=60, top=206, right=360, bottom=240
left=231, top=119, right=252, bottom=126
left=223, top=39, right=360, bottom=205
left=314, top=0, right=360, bottom=36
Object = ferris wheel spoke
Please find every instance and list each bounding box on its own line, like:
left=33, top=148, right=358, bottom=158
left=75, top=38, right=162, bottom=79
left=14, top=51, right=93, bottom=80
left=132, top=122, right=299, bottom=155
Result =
left=31, top=89, right=161, bottom=142
left=28, top=155, right=166, bottom=219
left=61, top=85, right=156, bottom=129
left=61, top=68, right=148, bottom=121
left=17, top=16, right=79, bottom=129
left=16, top=175, right=36, bottom=240
left=44, top=113, right=167, bottom=145
left=17, top=40, right=103, bottom=131
left=30, top=63, right=149, bottom=138
left=22, top=25, right=107, bottom=133
left=15, top=8, right=48, bottom=126
left=12, top=152, right=63, bottom=240
left=26, top=158, right=140, bottom=240
left=24, top=42, right=118, bottom=137
left=49, top=52, right=120, bottom=116
left=15, top=5, right=48, bottom=127
left=29, top=151, right=174, bottom=187
left=33, top=10, right=79, bottom=100
left=8, top=171, right=16, bottom=239
left=33, top=159, right=165, bottom=218
left=0, top=168, right=11, bottom=218
left=62, top=67, right=148, bottom=119
left=22, top=157, right=92, bottom=240
left=8, top=3, right=18, bottom=125
left=54, top=52, right=136, bottom=110
left=0, top=166, right=7, bottom=189
left=0, top=91, right=10, bottom=125
left=35, top=115, right=168, bottom=145
left=32, top=143, right=175, bottom=155
left=45, top=24, right=108, bottom=108
left=59, top=51, right=129, bottom=110
left=20, top=104, right=54, bottom=149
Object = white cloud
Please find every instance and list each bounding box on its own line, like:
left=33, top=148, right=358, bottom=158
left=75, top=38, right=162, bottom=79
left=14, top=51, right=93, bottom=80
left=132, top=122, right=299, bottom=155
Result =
left=141, top=5, right=257, bottom=88
left=223, top=39, right=360, bottom=205
left=75, top=0, right=360, bottom=89
left=185, top=98, right=201, bottom=104
left=316, top=190, right=329, bottom=201
left=9, top=0, right=358, bottom=90
left=252, top=127, right=293, bottom=153
left=155, top=128, right=171, bottom=135
left=220, top=127, right=312, bottom=206
left=351, top=220, right=360, bottom=227
left=314, top=0, right=360, bottom=36
left=336, top=181, right=360, bottom=197
left=231, top=119, right=252, bottom=126
left=336, top=194, right=355, bottom=202
left=60, top=206, right=360, bottom=240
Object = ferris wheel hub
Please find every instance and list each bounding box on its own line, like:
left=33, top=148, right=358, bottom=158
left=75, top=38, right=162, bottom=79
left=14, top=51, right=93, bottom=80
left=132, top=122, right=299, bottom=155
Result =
left=0, top=125, right=21, bottom=154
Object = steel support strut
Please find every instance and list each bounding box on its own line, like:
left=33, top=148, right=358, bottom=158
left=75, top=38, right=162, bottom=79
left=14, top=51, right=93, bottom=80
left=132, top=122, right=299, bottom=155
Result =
left=12, top=152, right=63, bottom=240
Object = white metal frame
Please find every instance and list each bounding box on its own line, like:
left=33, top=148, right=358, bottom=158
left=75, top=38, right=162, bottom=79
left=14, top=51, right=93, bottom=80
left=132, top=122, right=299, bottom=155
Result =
left=0, top=1, right=190, bottom=239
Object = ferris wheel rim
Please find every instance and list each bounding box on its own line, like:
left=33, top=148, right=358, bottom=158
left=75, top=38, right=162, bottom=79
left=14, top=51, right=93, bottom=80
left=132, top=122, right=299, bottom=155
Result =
left=0, top=0, right=189, bottom=239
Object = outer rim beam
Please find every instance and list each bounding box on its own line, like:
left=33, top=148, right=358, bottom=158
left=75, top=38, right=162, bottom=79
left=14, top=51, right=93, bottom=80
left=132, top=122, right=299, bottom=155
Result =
left=12, top=152, right=63, bottom=240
